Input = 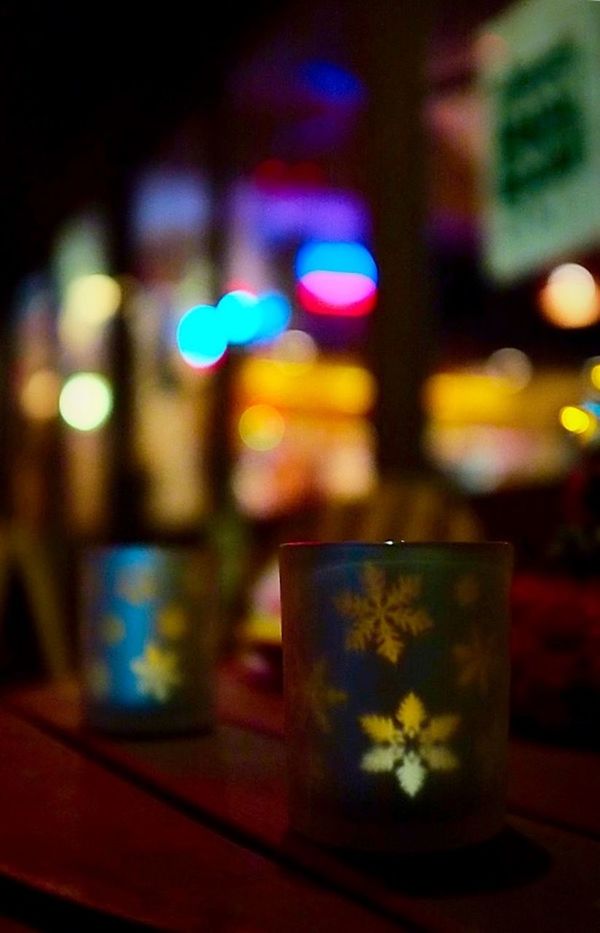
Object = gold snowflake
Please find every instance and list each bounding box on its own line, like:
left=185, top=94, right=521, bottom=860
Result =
left=130, top=642, right=182, bottom=702
left=360, top=691, right=460, bottom=797
left=298, top=657, right=348, bottom=733
left=287, top=656, right=347, bottom=784
left=157, top=605, right=188, bottom=640
left=453, top=627, right=495, bottom=693
left=335, top=564, right=432, bottom=664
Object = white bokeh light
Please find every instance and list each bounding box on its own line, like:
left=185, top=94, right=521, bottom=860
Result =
left=59, top=372, right=113, bottom=431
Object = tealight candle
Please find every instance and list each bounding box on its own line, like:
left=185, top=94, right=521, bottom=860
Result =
left=80, top=544, right=215, bottom=736
left=279, top=541, right=513, bottom=853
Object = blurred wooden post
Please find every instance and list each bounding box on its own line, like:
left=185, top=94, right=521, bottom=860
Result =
left=356, top=0, right=435, bottom=476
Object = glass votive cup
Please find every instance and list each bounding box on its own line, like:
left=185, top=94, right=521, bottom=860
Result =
left=279, top=540, right=513, bottom=853
left=80, top=543, right=216, bottom=736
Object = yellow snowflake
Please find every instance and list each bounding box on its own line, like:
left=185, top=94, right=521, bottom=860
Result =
left=453, top=627, right=495, bottom=693
left=130, top=642, right=182, bottom=702
left=335, top=564, right=432, bottom=664
left=298, top=657, right=348, bottom=733
left=287, top=656, right=346, bottom=784
left=360, top=691, right=460, bottom=797
left=157, top=605, right=188, bottom=640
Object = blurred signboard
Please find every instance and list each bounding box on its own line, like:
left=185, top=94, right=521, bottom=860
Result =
left=479, top=0, right=600, bottom=283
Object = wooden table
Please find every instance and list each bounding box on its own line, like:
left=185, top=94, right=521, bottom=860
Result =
left=1, top=664, right=599, bottom=932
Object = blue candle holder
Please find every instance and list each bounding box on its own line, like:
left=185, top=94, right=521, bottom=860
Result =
left=279, top=541, right=513, bottom=853
left=80, top=544, right=216, bottom=735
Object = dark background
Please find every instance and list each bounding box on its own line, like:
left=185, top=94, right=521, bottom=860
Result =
left=0, top=0, right=292, bottom=307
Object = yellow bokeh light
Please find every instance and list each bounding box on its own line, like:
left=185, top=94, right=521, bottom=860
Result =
left=238, top=358, right=376, bottom=415
left=20, top=368, right=61, bottom=421
left=327, top=366, right=377, bottom=415
left=238, top=404, right=286, bottom=451
left=424, top=373, right=514, bottom=424
left=65, top=273, right=121, bottom=323
left=59, top=372, right=113, bottom=431
left=559, top=405, right=592, bottom=435
left=540, top=263, right=600, bottom=329
left=59, top=274, right=122, bottom=350
left=590, top=363, right=600, bottom=392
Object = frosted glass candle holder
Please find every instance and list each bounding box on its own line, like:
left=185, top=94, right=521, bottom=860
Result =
left=279, top=541, right=513, bottom=853
left=80, top=544, right=215, bottom=736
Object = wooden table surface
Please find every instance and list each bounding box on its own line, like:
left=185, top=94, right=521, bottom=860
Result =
left=1, top=663, right=599, bottom=932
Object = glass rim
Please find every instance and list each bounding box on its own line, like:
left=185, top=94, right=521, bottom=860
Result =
left=279, top=540, right=511, bottom=550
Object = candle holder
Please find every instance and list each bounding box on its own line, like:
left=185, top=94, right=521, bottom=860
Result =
left=279, top=541, right=513, bottom=853
left=80, top=543, right=216, bottom=736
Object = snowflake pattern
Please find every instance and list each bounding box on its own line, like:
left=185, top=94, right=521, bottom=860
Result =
left=335, top=564, right=432, bottom=664
left=287, top=655, right=347, bottom=784
left=360, top=691, right=460, bottom=797
left=130, top=641, right=182, bottom=702
left=453, top=626, right=495, bottom=693
left=299, top=657, right=348, bottom=733
left=157, top=605, right=188, bottom=641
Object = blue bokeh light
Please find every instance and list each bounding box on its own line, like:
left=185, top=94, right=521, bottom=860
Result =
left=255, top=292, right=292, bottom=341
left=217, top=290, right=263, bottom=345
left=295, top=241, right=378, bottom=283
left=302, top=60, right=365, bottom=104
left=176, top=304, right=228, bottom=369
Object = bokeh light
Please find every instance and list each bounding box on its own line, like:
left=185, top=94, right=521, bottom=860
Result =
left=559, top=405, right=593, bottom=435
left=301, top=60, right=365, bottom=105
left=590, top=362, right=600, bottom=392
left=484, top=347, right=532, bottom=390
left=327, top=365, right=377, bottom=415
left=270, top=329, right=318, bottom=367
left=474, top=31, right=509, bottom=70
left=20, top=368, right=61, bottom=421
left=238, top=357, right=375, bottom=415
left=215, top=289, right=292, bottom=346
left=176, top=304, right=228, bottom=369
left=217, top=290, right=262, bottom=345
left=59, top=274, right=122, bottom=350
left=238, top=404, right=286, bottom=451
left=131, top=169, right=209, bottom=240
left=59, top=372, right=113, bottom=431
left=539, top=263, right=600, bottom=328
left=254, top=292, right=292, bottom=341
left=297, top=272, right=377, bottom=316
left=296, top=241, right=378, bottom=281
left=295, top=241, right=378, bottom=316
